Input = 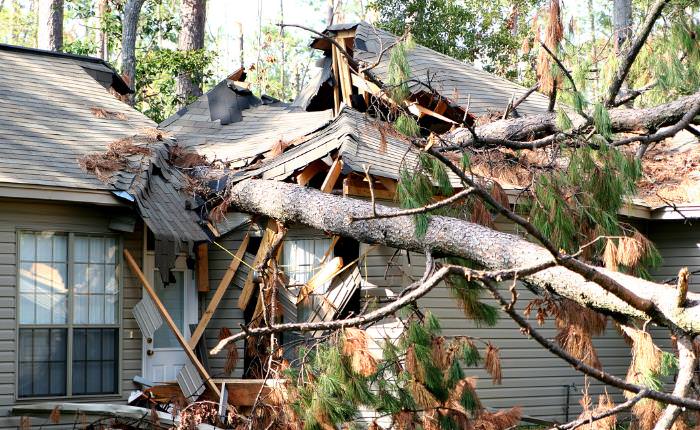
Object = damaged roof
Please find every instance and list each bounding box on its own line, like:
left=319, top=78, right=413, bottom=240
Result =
left=0, top=45, right=151, bottom=193
left=312, top=22, right=551, bottom=117
left=161, top=89, right=333, bottom=167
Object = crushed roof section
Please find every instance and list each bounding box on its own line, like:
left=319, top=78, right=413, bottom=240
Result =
left=633, top=129, right=700, bottom=207
left=0, top=47, right=153, bottom=192
left=327, top=22, right=552, bottom=117
left=230, top=107, right=460, bottom=186
left=162, top=94, right=333, bottom=167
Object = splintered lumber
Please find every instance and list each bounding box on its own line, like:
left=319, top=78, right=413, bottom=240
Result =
left=196, top=243, right=209, bottom=293
left=296, top=159, right=328, bottom=186
left=237, top=220, right=280, bottom=310
left=11, top=402, right=178, bottom=425
left=123, top=249, right=220, bottom=398
left=211, top=379, right=284, bottom=407
left=343, top=175, right=396, bottom=200
left=297, top=256, right=344, bottom=304
left=376, top=176, right=398, bottom=197
left=331, top=44, right=341, bottom=114
left=320, top=157, right=343, bottom=193
left=189, top=233, right=251, bottom=348
left=406, top=102, right=458, bottom=124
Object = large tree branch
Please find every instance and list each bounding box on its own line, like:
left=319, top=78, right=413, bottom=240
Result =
left=653, top=334, right=697, bottom=430
left=448, top=91, right=700, bottom=149
left=604, top=0, right=670, bottom=107
left=223, top=179, right=700, bottom=334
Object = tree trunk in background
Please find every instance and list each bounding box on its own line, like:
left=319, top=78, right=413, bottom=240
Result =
left=613, top=0, right=632, bottom=55
left=37, top=0, right=63, bottom=51
left=235, top=21, right=244, bottom=68
left=279, top=0, right=285, bottom=98
left=97, top=0, right=108, bottom=60
left=176, top=0, right=207, bottom=109
left=121, top=0, right=145, bottom=106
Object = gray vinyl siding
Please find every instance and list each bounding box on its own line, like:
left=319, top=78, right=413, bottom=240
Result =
left=204, top=230, right=246, bottom=378
left=0, top=199, right=142, bottom=428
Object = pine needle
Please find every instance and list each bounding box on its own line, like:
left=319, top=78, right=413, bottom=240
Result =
left=471, top=199, right=495, bottom=228
left=219, top=327, right=239, bottom=375
left=603, top=239, right=619, bottom=271
left=342, top=328, right=378, bottom=377
left=474, top=406, right=523, bottom=430
left=484, top=342, right=502, bottom=384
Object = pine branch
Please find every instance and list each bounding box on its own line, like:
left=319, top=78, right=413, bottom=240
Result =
left=481, top=277, right=700, bottom=412
left=604, top=0, right=670, bottom=107
left=551, top=390, right=648, bottom=430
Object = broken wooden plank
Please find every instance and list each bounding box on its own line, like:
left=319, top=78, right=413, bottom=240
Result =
left=376, top=176, right=398, bottom=196
left=123, top=249, right=220, bottom=398
left=296, top=159, right=328, bottom=186
left=320, top=157, right=343, bottom=193
left=210, top=379, right=284, bottom=407
left=406, top=102, right=458, bottom=124
left=238, top=220, right=279, bottom=310
left=189, top=233, right=251, bottom=348
left=297, top=256, right=344, bottom=304
left=196, top=243, right=210, bottom=293
left=331, top=44, right=341, bottom=114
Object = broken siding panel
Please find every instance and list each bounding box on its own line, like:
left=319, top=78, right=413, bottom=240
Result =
left=358, top=238, right=636, bottom=423
left=0, top=200, right=143, bottom=428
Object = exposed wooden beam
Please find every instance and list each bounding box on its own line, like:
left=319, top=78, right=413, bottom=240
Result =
left=320, top=157, right=343, bottom=193
left=189, top=233, right=250, bottom=348
left=195, top=243, right=209, bottom=293
left=330, top=46, right=341, bottom=114
left=376, top=176, right=397, bottom=196
left=343, top=176, right=396, bottom=200
left=238, top=220, right=279, bottom=310
left=123, top=249, right=220, bottom=397
left=296, top=160, right=327, bottom=186
left=406, top=102, right=458, bottom=124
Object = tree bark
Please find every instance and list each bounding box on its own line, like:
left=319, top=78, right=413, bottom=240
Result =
left=97, top=0, right=108, bottom=60
left=37, top=0, right=63, bottom=51
left=121, top=0, right=146, bottom=106
left=176, top=0, right=207, bottom=109
left=223, top=179, right=700, bottom=335
left=449, top=91, right=700, bottom=147
left=613, top=0, right=632, bottom=55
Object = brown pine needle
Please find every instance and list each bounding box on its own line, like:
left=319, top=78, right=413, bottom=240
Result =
left=484, top=342, right=503, bottom=384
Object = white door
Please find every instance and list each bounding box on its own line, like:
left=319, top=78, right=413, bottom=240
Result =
left=142, top=253, right=197, bottom=383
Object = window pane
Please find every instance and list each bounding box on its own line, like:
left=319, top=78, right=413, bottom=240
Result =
left=36, top=235, right=52, bottom=261
left=72, top=328, right=118, bottom=395
left=74, top=237, right=89, bottom=263
left=89, top=265, right=104, bottom=294
left=105, top=238, right=117, bottom=264
left=19, top=233, right=35, bottom=261
left=18, top=328, right=67, bottom=397
left=53, top=235, right=67, bottom=262
left=18, top=233, right=68, bottom=324
left=74, top=295, right=89, bottom=324
left=89, top=238, right=104, bottom=263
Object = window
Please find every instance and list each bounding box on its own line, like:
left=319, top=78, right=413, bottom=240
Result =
left=18, top=232, right=120, bottom=398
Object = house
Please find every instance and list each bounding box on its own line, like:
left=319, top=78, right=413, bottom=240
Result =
left=0, top=21, right=698, bottom=428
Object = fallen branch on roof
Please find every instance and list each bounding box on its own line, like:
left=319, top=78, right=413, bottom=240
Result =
left=447, top=91, right=700, bottom=149
left=220, top=178, right=700, bottom=335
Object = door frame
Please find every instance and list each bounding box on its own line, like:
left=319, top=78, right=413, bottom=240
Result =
left=141, top=246, right=198, bottom=381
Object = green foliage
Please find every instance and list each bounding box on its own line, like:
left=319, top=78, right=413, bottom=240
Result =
left=290, top=314, right=493, bottom=429
left=369, top=0, right=539, bottom=78
left=134, top=48, right=216, bottom=122
left=394, top=113, right=421, bottom=137
left=387, top=34, right=414, bottom=102
left=528, top=141, right=644, bottom=257
left=555, top=108, right=573, bottom=131
left=444, top=257, right=499, bottom=327
left=593, top=103, right=612, bottom=139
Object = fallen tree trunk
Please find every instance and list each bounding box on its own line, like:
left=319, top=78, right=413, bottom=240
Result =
left=226, top=179, right=700, bottom=334
left=449, top=91, right=700, bottom=145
